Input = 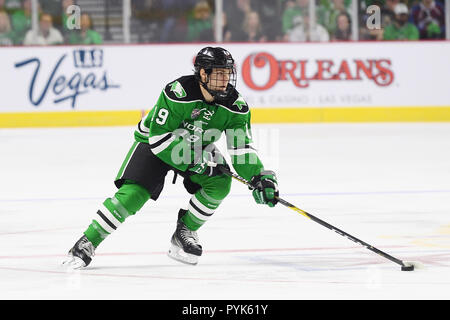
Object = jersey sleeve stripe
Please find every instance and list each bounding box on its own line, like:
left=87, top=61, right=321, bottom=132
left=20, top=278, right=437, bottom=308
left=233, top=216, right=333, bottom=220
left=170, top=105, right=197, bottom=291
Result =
left=228, top=148, right=258, bottom=156
left=138, top=120, right=149, bottom=134
left=151, top=135, right=176, bottom=154
left=149, top=132, right=173, bottom=146
left=228, top=144, right=256, bottom=150
left=228, top=144, right=258, bottom=156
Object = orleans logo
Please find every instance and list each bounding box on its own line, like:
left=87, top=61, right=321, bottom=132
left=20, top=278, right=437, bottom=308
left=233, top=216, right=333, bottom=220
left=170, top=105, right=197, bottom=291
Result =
left=241, top=52, right=394, bottom=90
left=15, top=48, right=120, bottom=109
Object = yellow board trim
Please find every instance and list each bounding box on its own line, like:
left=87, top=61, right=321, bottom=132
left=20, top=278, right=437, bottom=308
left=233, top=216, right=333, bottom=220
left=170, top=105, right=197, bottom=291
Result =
left=251, top=106, right=450, bottom=123
left=1, top=107, right=450, bottom=128
left=0, top=110, right=145, bottom=128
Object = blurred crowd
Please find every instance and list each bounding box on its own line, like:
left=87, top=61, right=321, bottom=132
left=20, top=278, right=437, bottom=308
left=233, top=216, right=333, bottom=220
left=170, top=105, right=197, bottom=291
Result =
left=360, top=0, right=446, bottom=40
left=132, top=0, right=447, bottom=42
left=0, top=0, right=102, bottom=45
left=131, top=0, right=349, bottom=42
left=0, top=0, right=446, bottom=46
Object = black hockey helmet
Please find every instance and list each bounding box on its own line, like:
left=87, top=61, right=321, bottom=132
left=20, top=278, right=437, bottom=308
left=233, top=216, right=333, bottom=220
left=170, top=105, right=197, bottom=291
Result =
left=194, top=47, right=237, bottom=100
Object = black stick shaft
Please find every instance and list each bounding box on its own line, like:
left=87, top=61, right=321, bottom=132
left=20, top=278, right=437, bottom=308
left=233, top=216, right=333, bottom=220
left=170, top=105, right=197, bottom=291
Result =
left=221, top=167, right=407, bottom=268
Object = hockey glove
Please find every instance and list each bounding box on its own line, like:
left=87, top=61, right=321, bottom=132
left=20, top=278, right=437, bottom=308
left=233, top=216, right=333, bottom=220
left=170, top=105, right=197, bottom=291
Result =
left=188, top=148, right=229, bottom=177
left=250, top=171, right=279, bottom=207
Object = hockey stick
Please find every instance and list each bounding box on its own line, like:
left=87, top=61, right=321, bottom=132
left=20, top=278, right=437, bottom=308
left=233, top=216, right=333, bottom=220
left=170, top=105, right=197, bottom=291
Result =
left=220, top=166, right=416, bottom=271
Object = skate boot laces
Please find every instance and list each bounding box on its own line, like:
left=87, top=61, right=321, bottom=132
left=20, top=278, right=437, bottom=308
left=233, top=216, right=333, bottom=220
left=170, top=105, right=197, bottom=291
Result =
left=179, top=223, right=200, bottom=246
left=78, top=237, right=95, bottom=258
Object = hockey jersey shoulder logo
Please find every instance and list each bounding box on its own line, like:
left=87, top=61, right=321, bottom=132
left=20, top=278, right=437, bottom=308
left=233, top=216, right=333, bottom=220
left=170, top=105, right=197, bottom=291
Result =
left=232, top=94, right=248, bottom=111
left=216, top=93, right=249, bottom=114
left=169, top=81, right=187, bottom=98
left=163, top=76, right=203, bottom=103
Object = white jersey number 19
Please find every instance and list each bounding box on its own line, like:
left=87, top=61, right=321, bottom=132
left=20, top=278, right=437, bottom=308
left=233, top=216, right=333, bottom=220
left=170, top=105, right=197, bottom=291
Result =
left=156, top=108, right=169, bottom=125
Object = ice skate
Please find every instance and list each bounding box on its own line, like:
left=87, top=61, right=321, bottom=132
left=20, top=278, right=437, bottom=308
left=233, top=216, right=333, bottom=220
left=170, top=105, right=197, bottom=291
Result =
left=168, top=210, right=202, bottom=265
left=62, top=235, right=96, bottom=269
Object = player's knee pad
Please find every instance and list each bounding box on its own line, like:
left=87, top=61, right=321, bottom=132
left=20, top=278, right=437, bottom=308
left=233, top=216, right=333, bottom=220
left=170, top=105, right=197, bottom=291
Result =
left=218, top=174, right=232, bottom=200
left=109, top=182, right=151, bottom=217
left=202, top=174, right=232, bottom=201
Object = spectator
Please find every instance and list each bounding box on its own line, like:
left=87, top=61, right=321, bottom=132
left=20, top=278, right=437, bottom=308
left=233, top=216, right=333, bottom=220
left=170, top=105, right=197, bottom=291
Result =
left=198, top=12, right=232, bottom=42
left=410, top=0, right=445, bottom=39
left=252, top=0, right=283, bottom=41
left=67, top=13, right=102, bottom=44
left=332, top=11, right=352, bottom=40
left=383, top=3, right=419, bottom=40
left=286, top=13, right=330, bottom=42
left=0, top=11, right=14, bottom=45
left=23, top=12, right=63, bottom=45
left=131, top=0, right=163, bottom=42
left=359, top=0, right=385, bottom=40
left=186, top=1, right=213, bottom=42
left=232, top=10, right=267, bottom=42
left=10, top=0, right=37, bottom=44
left=282, top=0, right=308, bottom=35
left=39, top=0, right=61, bottom=28
left=224, top=0, right=253, bottom=39
left=317, top=0, right=351, bottom=35
left=150, top=0, right=198, bottom=43
left=383, top=0, right=401, bottom=26
left=60, top=0, right=74, bottom=34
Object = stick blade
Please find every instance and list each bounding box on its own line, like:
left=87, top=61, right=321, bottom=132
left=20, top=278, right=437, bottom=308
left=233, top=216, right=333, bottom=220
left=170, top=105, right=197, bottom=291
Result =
left=401, top=261, right=425, bottom=271
left=401, top=264, right=414, bottom=271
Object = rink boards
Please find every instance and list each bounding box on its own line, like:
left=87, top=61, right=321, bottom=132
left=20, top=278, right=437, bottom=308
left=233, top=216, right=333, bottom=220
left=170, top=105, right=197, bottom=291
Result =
left=1, top=42, right=450, bottom=127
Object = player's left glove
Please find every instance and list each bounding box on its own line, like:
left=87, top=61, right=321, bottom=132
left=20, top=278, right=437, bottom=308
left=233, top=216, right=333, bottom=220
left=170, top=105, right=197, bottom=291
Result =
left=250, top=171, right=279, bottom=207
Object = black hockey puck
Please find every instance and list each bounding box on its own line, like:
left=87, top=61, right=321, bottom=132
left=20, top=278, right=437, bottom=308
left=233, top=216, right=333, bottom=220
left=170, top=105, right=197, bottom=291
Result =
left=401, top=265, right=414, bottom=271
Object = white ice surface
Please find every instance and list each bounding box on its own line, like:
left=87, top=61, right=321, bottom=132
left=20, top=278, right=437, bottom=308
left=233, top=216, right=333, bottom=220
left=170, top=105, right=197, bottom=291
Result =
left=0, top=123, right=449, bottom=300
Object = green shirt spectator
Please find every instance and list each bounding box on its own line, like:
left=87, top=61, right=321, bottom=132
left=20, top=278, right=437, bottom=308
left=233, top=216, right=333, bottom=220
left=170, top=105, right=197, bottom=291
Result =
left=10, top=10, right=31, bottom=42
left=316, top=0, right=351, bottom=34
left=383, top=3, right=419, bottom=40
left=67, top=13, right=102, bottom=45
left=10, top=0, right=35, bottom=44
left=383, top=22, right=419, bottom=40
left=68, top=28, right=102, bottom=44
left=282, top=0, right=307, bottom=33
left=186, top=1, right=213, bottom=42
left=61, top=0, right=75, bottom=34
left=11, top=8, right=30, bottom=31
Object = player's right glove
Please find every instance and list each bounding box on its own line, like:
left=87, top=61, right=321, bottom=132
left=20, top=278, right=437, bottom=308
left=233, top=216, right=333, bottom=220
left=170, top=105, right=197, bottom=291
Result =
left=188, top=147, right=229, bottom=177
left=249, top=171, right=279, bottom=207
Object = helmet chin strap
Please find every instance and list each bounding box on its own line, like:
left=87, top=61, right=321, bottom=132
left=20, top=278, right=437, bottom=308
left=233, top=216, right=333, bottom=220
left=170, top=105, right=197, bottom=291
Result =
left=200, top=74, right=223, bottom=101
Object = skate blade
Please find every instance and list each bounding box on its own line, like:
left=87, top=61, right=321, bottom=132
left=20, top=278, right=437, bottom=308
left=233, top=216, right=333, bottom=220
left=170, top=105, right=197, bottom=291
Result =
left=167, top=244, right=199, bottom=265
left=61, top=255, right=87, bottom=270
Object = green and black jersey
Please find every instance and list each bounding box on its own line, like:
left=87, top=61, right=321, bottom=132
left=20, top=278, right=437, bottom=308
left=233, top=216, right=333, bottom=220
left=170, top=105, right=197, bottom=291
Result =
left=134, top=75, right=264, bottom=181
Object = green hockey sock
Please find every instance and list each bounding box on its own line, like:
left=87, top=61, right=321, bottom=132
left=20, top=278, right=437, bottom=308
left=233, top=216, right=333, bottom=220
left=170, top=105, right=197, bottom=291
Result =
left=181, top=190, right=221, bottom=231
left=84, top=182, right=151, bottom=247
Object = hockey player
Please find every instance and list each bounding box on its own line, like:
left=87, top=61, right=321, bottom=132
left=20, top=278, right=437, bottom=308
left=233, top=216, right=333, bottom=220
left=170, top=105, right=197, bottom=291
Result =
left=62, top=47, right=279, bottom=268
